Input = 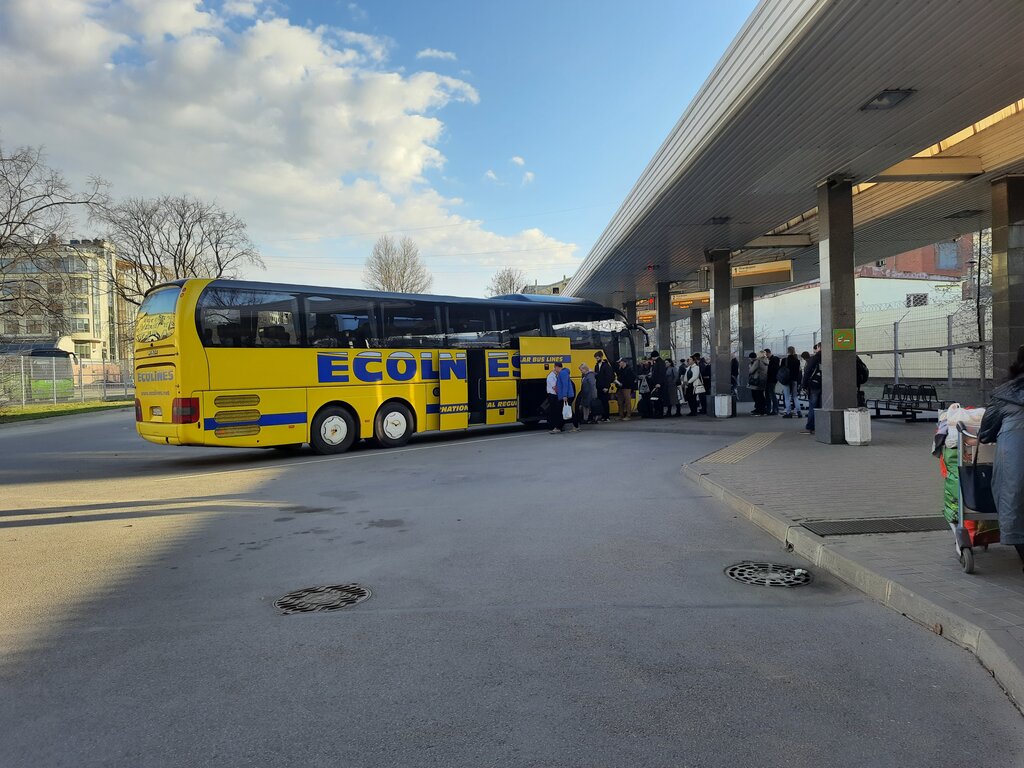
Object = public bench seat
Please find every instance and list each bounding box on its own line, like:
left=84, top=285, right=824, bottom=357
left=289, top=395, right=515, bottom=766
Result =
left=866, top=383, right=948, bottom=422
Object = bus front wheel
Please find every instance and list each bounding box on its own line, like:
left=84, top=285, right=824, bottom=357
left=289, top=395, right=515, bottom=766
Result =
left=374, top=402, right=414, bottom=448
left=311, top=406, right=357, bottom=455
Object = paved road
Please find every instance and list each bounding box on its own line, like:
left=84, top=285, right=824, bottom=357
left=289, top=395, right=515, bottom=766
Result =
left=2, top=411, right=1022, bottom=767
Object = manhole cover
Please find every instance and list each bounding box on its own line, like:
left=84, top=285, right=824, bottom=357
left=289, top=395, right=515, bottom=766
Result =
left=724, top=562, right=811, bottom=587
left=275, top=584, right=371, bottom=614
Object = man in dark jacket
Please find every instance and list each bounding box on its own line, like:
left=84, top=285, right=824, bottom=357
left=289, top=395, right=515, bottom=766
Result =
left=800, top=343, right=822, bottom=435
left=649, top=350, right=667, bottom=418
left=764, top=348, right=780, bottom=415
left=594, top=351, right=615, bottom=422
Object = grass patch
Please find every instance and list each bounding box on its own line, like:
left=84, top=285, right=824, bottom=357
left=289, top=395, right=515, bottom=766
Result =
left=0, top=400, right=133, bottom=424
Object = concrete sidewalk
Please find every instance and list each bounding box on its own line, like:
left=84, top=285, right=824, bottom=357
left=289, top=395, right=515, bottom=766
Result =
left=676, top=414, right=1024, bottom=712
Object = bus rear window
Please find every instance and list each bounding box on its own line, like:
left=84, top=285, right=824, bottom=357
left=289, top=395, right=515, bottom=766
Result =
left=136, top=286, right=181, bottom=343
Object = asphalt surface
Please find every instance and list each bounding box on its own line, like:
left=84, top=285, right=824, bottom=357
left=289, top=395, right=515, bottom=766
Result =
left=2, top=410, right=1022, bottom=767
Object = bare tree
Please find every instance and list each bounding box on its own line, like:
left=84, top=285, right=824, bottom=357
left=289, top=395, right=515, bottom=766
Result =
left=486, top=266, right=528, bottom=296
left=92, top=195, right=264, bottom=305
left=363, top=235, right=433, bottom=293
left=0, top=143, right=107, bottom=333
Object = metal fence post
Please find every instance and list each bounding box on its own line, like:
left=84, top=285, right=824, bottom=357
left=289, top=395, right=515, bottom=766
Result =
left=51, top=357, right=57, bottom=405
left=80, top=363, right=85, bottom=402
left=102, top=366, right=107, bottom=401
left=946, top=314, right=954, bottom=389
left=20, top=356, right=26, bottom=406
left=893, top=321, right=900, bottom=384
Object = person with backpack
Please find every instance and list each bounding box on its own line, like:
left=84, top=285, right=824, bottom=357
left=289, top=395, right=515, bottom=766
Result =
left=694, top=352, right=711, bottom=415
left=779, top=346, right=802, bottom=418
left=800, top=343, right=823, bottom=435
left=747, top=351, right=768, bottom=415
left=856, top=355, right=870, bottom=407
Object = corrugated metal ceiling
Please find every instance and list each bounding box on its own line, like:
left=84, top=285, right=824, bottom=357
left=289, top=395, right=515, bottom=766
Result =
left=566, top=0, right=1024, bottom=305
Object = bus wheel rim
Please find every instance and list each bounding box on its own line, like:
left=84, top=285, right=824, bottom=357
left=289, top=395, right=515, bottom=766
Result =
left=321, top=415, right=348, bottom=445
left=382, top=411, right=407, bottom=440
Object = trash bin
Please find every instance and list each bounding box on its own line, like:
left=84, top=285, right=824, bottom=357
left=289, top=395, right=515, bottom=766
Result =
left=844, top=407, right=871, bottom=446
left=715, top=394, right=733, bottom=419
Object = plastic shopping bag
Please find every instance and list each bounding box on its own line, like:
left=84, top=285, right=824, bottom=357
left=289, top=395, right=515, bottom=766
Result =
left=561, top=403, right=572, bottom=419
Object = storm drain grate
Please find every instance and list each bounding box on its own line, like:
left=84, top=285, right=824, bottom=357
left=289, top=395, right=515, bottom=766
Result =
left=725, top=562, right=812, bottom=587
left=801, top=516, right=949, bottom=537
left=275, top=584, right=371, bottom=614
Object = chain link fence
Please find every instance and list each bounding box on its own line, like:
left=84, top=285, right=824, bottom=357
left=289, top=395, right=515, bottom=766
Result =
left=0, top=355, right=135, bottom=406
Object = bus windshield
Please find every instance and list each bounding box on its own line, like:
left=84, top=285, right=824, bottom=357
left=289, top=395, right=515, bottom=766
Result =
left=136, top=286, right=181, bottom=343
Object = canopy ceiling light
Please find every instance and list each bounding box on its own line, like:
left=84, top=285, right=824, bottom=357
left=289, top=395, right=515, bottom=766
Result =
left=860, top=89, right=915, bottom=111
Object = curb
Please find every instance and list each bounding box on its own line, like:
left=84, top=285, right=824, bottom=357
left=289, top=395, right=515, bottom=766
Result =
left=683, top=462, right=1024, bottom=714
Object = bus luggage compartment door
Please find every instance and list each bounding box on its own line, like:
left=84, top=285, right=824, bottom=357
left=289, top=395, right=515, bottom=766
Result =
left=517, top=338, right=571, bottom=380
left=437, top=351, right=469, bottom=431
left=484, top=350, right=518, bottom=425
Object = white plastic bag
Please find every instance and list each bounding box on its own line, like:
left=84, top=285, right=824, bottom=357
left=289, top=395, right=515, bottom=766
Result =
left=941, top=403, right=985, bottom=448
left=561, top=403, right=572, bottom=420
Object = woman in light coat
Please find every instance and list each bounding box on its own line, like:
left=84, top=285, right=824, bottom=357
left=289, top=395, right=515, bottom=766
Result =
left=683, top=356, right=703, bottom=416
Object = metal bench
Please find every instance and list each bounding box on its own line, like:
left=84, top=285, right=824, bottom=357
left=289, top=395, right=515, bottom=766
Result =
left=866, top=383, right=947, bottom=422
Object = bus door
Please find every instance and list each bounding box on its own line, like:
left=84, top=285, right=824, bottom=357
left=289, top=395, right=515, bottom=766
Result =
left=482, top=350, right=518, bottom=425
left=516, top=338, right=571, bottom=420
left=437, top=350, right=469, bottom=431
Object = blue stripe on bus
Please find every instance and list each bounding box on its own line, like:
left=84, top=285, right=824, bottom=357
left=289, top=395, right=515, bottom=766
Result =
left=203, top=412, right=307, bottom=430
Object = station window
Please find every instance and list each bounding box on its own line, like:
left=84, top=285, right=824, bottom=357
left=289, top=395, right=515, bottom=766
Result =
left=936, top=241, right=959, bottom=270
left=377, top=301, right=442, bottom=348
left=197, top=287, right=300, bottom=347
left=305, top=295, right=376, bottom=348
left=905, top=293, right=929, bottom=308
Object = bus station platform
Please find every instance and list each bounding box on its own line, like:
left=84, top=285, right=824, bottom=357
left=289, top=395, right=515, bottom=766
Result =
left=626, top=412, right=1024, bottom=711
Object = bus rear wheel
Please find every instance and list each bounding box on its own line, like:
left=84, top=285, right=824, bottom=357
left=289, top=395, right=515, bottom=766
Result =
left=374, top=402, right=414, bottom=448
left=311, top=406, right=357, bottom=455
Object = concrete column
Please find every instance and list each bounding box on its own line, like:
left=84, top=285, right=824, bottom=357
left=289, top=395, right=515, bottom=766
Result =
left=689, top=309, right=702, bottom=354
left=991, top=176, right=1024, bottom=380
left=708, top=252, right=732, bottom=414
left=816, top=178, right=858, bottom=444
left=656, top=282, right=671, bottom=352
left=738, top=287, right=755, bottom=398
left=623, top=300, right=643, bottom=361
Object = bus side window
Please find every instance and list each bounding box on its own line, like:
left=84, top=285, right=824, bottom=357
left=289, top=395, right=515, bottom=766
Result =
left=497, top=308, right=542, bottom=348
left=197, top=287, right=299, bottom=347
left=305, top=296, right=376, bottom=349
left=378, top=301, right=441, bottom=348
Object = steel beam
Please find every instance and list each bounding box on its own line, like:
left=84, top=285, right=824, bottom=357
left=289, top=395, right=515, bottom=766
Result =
left=743, top=234, right=814, bottom=248
left=871, top=156, right=983, bottom=182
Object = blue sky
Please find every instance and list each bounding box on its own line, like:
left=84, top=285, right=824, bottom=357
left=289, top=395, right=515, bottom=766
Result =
left=0, top=0, right=757, bottom=295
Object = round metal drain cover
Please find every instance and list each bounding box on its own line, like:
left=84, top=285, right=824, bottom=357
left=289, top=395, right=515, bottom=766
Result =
left=275, top=584, right=371, bottom=614
left=725, top=562, right=811, bottom=587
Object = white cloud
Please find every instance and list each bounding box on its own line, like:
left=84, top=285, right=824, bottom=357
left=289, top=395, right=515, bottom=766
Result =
left=348, top=3, right=368, bottom=22
left=224, top=0, right=260, bottom=18
left=522, top=171, right=535, bottom=185
left=484, top=169, right=499, bottom=182
left=0, top=0, right=573, bottom=294
left=416, top=48, right=456, bottom=61
left=510, top=156, right=525, bottom=166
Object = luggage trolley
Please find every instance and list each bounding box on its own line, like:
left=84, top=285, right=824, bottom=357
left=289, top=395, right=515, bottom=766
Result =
left=953, top=424, right=1000, bottom=573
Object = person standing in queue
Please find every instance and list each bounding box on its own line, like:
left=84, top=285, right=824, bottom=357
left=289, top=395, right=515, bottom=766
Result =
left=979, top=345, right=1024, bottom=571
left=551, top=360, right=579, bottom=433
left=545, top=364, right=559, bottom=426
left=649, top=350, right=667, bottom=419
left=748, top=351, right=768, bottom=415
left=764, top=348, right=780, bottom=416
left=594, top=350, right=614, bottom=422
left=614, top=358, right=636, bottom=421
left=800, top=343, right=823, bottom=435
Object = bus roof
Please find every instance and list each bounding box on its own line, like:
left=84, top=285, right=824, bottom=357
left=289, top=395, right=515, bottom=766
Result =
left=151, top=278, right=615, bottom=313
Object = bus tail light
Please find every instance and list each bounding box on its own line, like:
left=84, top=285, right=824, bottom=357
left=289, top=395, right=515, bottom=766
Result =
left=172, top=397, right=200, bottom=424
left=134, top=398, right=142, bottom=422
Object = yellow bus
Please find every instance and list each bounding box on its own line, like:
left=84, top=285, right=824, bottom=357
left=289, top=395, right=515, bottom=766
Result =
left=134, top=278, right=639, bottom=454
